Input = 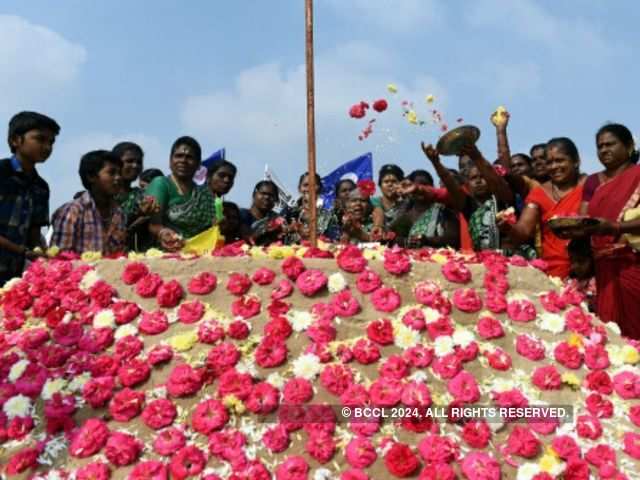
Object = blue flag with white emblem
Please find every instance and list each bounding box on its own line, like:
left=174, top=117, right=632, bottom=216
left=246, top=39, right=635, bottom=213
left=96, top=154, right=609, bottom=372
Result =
left=320, top=153, right=373, bottom=209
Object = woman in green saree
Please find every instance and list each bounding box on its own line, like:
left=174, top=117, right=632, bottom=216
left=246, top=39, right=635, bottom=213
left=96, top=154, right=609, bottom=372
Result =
left=145, top=136, right=216, bottom=251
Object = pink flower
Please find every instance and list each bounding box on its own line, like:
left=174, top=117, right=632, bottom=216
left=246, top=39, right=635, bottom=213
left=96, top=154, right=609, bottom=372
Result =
left=369, top=378, right=403, bottom=407
left=264, top=316, right=293, bottom=341
left=447, top=371, right=480, bottom=403
left=586, top=371, right=613, bottom=395
left=255, top=336, right=288, bottom=368
left=153, top=427, right=186, bottom=456
left=228, top=319, right=250, bottom=339
left=552, top=435, right=581, bottom=460
left=531, top=365, right=562, bottom=390
left=492, top=388, right=528, bottom=409
left=282, top=256, right=306, bottom=280
left=135, top=273, right=163, bottom=298
left=404, top=345, right=434, bottom=368
left=585, top=393, right=614, bottom=418
left=629, top=404, right=640, bottom=427
left=252, top=267, right=276, bottom=285
left=554, top=342, right=584, bottom=370
left=231, top=295, right=261, bottom=319
left=109, top=387, right=145, bottom=422
left=331, top=289, right=362, bottom=316
left=346, top=436, right=377, bottom=468
left=306, top=431, right=336, bottom=463
left=418, top=434, right=459, bottom=464
left=585, top=344, right=610, bottom=370
left=296, top=269, right=328, bottom=296
left=226, top=272, right=252, bottom=296
left=169, top=445, right=207, bottom=480
left=379, top=355, right=410, bottom=380
left=484, top=347, right=512, bottom=371
left=156, top=279, right=184, bottom=308
left=271, top=279, right=294, bottom=300
left=476, top=315, right=504, bottom=339
left=540, top=290, right=567, bottom=313
left=385, top=442, right=421, bottom=477
left=353, top=338, right=382, bottom=365
left=129, top=461, right=168, bottom=480
left=246, top=382, right=280, bottom=414
left=142, top=398, right=177, bottom=430
left=515, top=334, right=546, bottom=361
left=366, top=318, right=394, bottom=345
left=585, top=444, right=617, bottom=468
left=485, top=290, right=507, bottom=313
left=122, top=262, right=149, bottom=285
left=177, top=300, right=205, bottom=324
left=349, top=101, right=369, bottom=119
left=371, top=286, right=401, bottom=313
left=192, top=399, right=229, bottom=434
left=283, top=377, right=314, bottom=404
left=217, top=369, right=253, bottom=400
left=206, top=342, right=240, bottom=376
left=105, top=431, right=142, bottom=467
left=112, top=300, right=140, bottom=325
left=355, top=269, right=382, bottom=293
left=460, top=452, right=501, bottom=480
left=383, top=249, right=411, bottom=276
left=442, top=261, right=471, bottom=284
left=187, top=271, right=217, bottom=294
left=83, top=376, right=115, bottom=408
left=263, top=424, right=290, bottom=453
left=148, top=344, right=174, bottom=366
left=75, top=462, right=111, bottom=480
left=275, top=456, right=309, bottom=480
left=623, top=432, right=640, bottom=460
left=506, top=426, right=541, bottom=458
left=320, top=364, right=354, bottom=396
left=166, top=363, right=203, bottom=398
left=462, top=420, right=491, bottom=449
left=452, top=288, right=483, bottom=313
left=506, top=298, right=537, bottom=322
left=4, top=446, right=42, bottom=476
left=576, top=415, right=602, bottom=440
left=401, top=381, right=432, bottom=408
left=432, top=353, right=463, bottom=379
left=337, top=246, right=368, bottom=273
left=402, top=308, right=426, bottom=331
left=207, top=429, right=247, bottom=461
left=198, top=320, right=225, bottom=344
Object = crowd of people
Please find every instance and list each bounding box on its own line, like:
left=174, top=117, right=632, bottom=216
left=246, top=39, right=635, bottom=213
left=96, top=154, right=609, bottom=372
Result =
left=1, top=110, right=639, bottom=337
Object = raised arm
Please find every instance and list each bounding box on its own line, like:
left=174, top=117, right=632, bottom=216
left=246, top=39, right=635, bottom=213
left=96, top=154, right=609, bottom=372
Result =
left=492, top=108, right=512, bottom=169
left=498, top=203, right=540, bottom=245
left=421, top=142, right=467, bottom=211
left=460, top=143, right=514, bottom=206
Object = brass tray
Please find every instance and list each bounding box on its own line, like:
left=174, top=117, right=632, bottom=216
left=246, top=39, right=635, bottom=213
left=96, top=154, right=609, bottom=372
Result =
left=547, top=216, right=600, bottom=237
left=436, top=125, right=481, bottom=156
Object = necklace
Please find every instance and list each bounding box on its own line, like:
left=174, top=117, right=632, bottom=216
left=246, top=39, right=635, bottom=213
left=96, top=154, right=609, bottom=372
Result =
left=170, top=175, right=187, bottom=196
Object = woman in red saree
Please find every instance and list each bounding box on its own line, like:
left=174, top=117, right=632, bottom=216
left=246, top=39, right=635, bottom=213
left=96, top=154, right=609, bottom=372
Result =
left=499, top=137, right=584, bottom=278
left=582, top=124, right=640, bottom=338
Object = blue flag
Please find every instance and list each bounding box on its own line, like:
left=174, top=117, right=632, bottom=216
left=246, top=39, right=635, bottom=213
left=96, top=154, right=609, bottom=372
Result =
left=321, top=153, right=373, bottom=209
left=203, top=148, right=226, bottom=169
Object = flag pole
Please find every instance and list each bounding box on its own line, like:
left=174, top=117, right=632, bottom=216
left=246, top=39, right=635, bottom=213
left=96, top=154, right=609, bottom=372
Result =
left=305, top=0, right=318, bottom=247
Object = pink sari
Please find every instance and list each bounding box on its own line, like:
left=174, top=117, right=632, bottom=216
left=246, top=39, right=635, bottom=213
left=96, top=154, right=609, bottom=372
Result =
left=588, top=165, right=640, bottom=339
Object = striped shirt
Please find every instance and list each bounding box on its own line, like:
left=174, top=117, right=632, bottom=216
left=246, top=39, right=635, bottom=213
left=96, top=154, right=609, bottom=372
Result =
left=51, top=192, right=127, bottom=255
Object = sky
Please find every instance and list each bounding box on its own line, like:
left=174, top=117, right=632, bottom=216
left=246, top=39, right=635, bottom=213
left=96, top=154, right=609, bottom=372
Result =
left=1, top=0, right=638, bottom=211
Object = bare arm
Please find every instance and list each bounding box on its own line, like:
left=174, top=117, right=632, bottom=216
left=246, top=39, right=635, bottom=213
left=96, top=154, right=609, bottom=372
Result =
left=421, top=142, right=467, bottom=211
left=461, top=143, right=514, bottom=206
left=499, top=203, right=540, bottom=245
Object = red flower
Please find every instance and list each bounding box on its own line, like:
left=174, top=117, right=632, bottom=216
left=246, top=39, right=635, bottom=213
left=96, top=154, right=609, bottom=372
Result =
left=177, top=300, right=205, bottom=324
left=349, top=101, right=369, bottom=119
left=552, top=435, right=581, bottom=460
left=109, top=387, right=145, bottom=422
left=228, top=319, right=250, bottom=339
left=115, top=334, right=143, bottom=360
left=367, top=318, right=394, bottom=345
left=320, top=364, right=354, bottom=396
left=148, top=344, right=174, bottom=366
left=441, top=261, right=471, bottom=284
left=452, top=288, right=483, bottom=313
left=357, top=179, right=376, bottom=199
left=404, top=345, right=434, bottom=368
left=282, top=256, right=305, bottom=280
left=139, top=309, right=169, bottom=335
left=383, top=249, right=411, bottom=276
left=53, top=320, right=84, bottom=347
left=283, top=377, right=314, bottom=404
left=352, top=338, right=382, bottom=365
left=263, top=425, right=291, bottom=453
left=14, top=362, right=47, bottom=397
left=166, top=363, right=203, bottom=398
left=217, top=369, right=253, bottom=400
left=252, top=267, right=276, bottom=285
left=246, top=382, right=280, bottom=414
left=485, top=347, right=512, bottom=371
left=306, top=431, right=336, bottom=464
left=83, top=376, right=115, bottom=408
left=69, top=418, right=109, bottom=458
left=153, top=427, right=186, bottom=456
left=4, top=446, right=40, bottom=476
left=75, top=462, right=111, bottom=480
left=576, top=415, right=603, bottom=440
left=198, top=320, right=225, bottom=344
left=462, top=420, right=491, bottom=449
left=369, top=378, right=403, bottom=406
left=554, top=342, right=584, bottom=369
left=585, top=371, right=613, bottom=395
left=402, top=308, right=426, bottom=331
left=460, top=452, right=501, bottom=480
left=371, top=286, right=401, bottom=313
left=135, top=273, right=163, bottom=298
left=532, top=365, right=562, bottom=390
left=264, top=316, right=293, bottom=341
left=206, top=342, right=240, bottom=377
left=187, top=271, right=217, bottom=295
left=156, top=279, right=184, bottom=308
left=89, top=280, right=117, bottom=308
left=192, top=399, right=229, bottom=434
left=447, top=371, right=480, bottom=403
left=118, top=357, right=150, bottom=387
left=623, top=432, right=640, bottom=460
left=331, top=289, right=362, bottom=316
left=418, top=434, right=460, bottom=464
left=105, top=431, right=142, bottom=467
left=384, top=442, right=420, bottom=477
left=122, top=262, right=149, bottom=285
left=355, top=269, right=382, bottom=293
left=506, top=298, right=537, bottom=322
left=112, top=300, right=141, bottom=325
left=506, top=426, right=541, bottom=458
left=585, top=344, right=610, bottom=370
left=515, top=334, right=546, bottom=361
left=337, top=246, right=368, bottom=273
left=142, top=398, right=177, bottom=430
left=476, top=314, right=504, bottom=339
left=231, top=295, right=261, bottom=319
left=255, top=336, right=288, bottom=368
left=226, top=272, right=252, bottom=296
left=275, top=456, right=309, bottom=480
left=129, top=461, right=168, bottom=480
left=296, top=269, right=328, bottom=296
left=373, top=99, right=388, bottom=112
left=271, top=279, right=294, bottom=300
left=585, top=393, right=613, bottom=418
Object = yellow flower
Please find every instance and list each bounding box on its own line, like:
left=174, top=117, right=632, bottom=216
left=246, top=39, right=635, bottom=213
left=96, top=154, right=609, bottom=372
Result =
left=561, top=372, right=580, bottom=390
left=268, top=245, right=295, bottom=259
left=431, top=253, right=448, bottom=264
left=168, top=330, right=199, bottom=352
left=249, top=247, right=268, bottom=259
left=46, top=246, right=60, bottom=257
left=622, top=345, right=640, bottom=364
left=491, top=106, right=508, bottom=127
left=539, top=454, right=561, bottom=473
left=222, top=394, right=246, bottom=414
left=145, top=248, right=164, bottom=258
left=295, top=247, right=308, bottom=258
left=425, top=94, right=435, bottom=103
left=81, top=251, right=102, bottom=262
left=127, top=251, right=145, bottom=260
left=362, top=247, right=384, bottom=260
left=406, top=110, right=418, bottom=125
left=567, top=333, right=583, bottom=348
left=387, top=83, right=398, bottom=93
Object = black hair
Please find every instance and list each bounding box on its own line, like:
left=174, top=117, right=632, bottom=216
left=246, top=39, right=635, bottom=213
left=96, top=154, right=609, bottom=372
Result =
left=171, top=136, right=202, bottom=163
left=568, top=238, right=592, bottom=259
left=298, top=172, right=322, bottom=188
left=511, top=153, right=533, bottom=165
left=334, top=178, right=356, bottom=196
left=408, top=169, right=434, bottom=186
left=447, top=168, right=466, bottom=185
left=8, top=111, right=61, bottom=153
left=139, top=168, right=164, bottom=184
left=546, top=137, right=580, bottom=163
left=112, top=141, right=144, bottom=160
left=529, top=143, right=547, bottom=157
left=223, top=201, right=241, bottom=215
left=207, top=159, right=237, bottom=178
left=596, top=123, right=638, bottom=164
left=378, top=164, right=404, bottom=186
left=253, top=180, right=279, bottom=198
left=79, top=150, right=123, bottom=191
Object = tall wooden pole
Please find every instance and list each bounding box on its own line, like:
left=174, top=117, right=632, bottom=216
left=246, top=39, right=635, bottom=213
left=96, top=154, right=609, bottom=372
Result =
left=305, top=0, right=318, bottom=247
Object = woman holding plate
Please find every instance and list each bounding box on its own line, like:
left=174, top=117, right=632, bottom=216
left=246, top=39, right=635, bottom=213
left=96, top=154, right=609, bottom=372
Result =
left=578, top=124, right=640, bottom=338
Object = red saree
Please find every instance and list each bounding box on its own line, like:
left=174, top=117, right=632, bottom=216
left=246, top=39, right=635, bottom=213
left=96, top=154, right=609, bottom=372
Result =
left=525, top=184, right=584, bottom=278
left=588, top=165, right=640, bottom=339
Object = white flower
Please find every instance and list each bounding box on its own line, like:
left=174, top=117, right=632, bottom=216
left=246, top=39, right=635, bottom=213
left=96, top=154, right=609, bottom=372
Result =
left=409, top=371, right=428, bottom=383
left=235, top=359, right=259, bottom=377
left=288, top=310, right=314, bottom=332
left=605, top=321, right=622, bottom=336
left=328, top=273, right=347, bottom=293
left=394, top=324, right=420, bottom=349
left=8, top=359, right=29, bottom=382
left=434, top=336, right=455, bottom=356
left=517, top=463, right=542, bottom=480
left=67, top=372, right=91, bottom=392
left=93, top=309, right=116, bottom=329
left=41, top=378, right=67, bottom=401
left=539, top=312, right=565, bottom=334
left=114, top=323, right=139, bottom=340
left=508, top=292, right=530, bottom=302
left=1, top=278, right=22, bottom=291
left=314, top=468, right=336, bottom=480
left=607, top=345, right=626, bottom=367
left=452, top=328, right=475, bottom=348
left=266, top=372, right=286, bottom=389
left=423, top=307, right=441, bottom=323
left=491, top=378, right=515, bottom=393
left=3, top=394, right=33, bottom=419
left=292, top=353, right=323, bottom=380
left=79, top=269, right=100, bottom=291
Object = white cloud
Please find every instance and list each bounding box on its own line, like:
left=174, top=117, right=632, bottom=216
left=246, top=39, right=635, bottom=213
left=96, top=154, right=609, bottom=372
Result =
left=470, top=61, right=542, bottom=99
left=41, top=132, right=166, bottom=211
left=181, top=42, right=447, bottom=202
left=0, top=15, right=86, bottom=119
left=465, top=0, right=614, bottom=62
left=324, top=0, right=445, bottom=33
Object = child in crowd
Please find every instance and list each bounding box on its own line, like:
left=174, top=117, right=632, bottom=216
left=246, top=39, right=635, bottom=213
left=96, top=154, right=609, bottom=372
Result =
left=0, top=111, right=60, bottom=285
left=219, top=201, right=243, bottom=243
left=51, top=150, right=127, bottom=255
left=568, top=238, right=597, bottom=312
left=139, top=168, right=164, bottom=189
